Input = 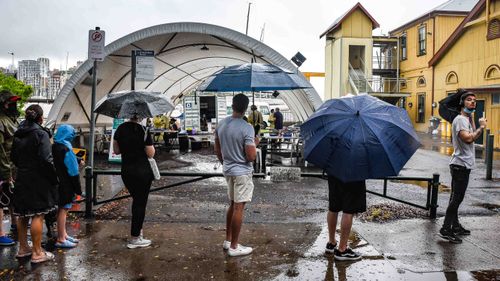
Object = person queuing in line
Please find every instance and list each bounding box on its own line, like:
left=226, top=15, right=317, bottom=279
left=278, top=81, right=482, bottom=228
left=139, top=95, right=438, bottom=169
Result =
left=12, top=105, right=58, bottom=263
left=274, top=107, right=284, bottom=130
left=215, top=94, right=258, bottom=257
left=268, top=108, right=276, bottom=129
left=439, top=92, right=487, bottom=243
left=52, top=124, right=83, bottom=248
left=325, top=176, right=365, bottom=261
left=169, top=118, right=179, bottom=131
left=0, top=90, right=20, bottom=246
left=113, top=115, right=155, bottom=249
left=247, top=104, right=263, bottom=136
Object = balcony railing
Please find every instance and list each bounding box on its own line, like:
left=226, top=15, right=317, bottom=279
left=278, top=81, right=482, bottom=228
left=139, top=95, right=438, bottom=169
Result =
left=351, top=77, right=406, bottom=93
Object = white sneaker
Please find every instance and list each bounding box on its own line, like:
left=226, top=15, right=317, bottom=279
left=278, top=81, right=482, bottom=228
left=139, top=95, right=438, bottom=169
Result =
left=223, top=240, right=231, bottom=250
left=228, top=244, right=253, bottom=257
left=127, top=236, right=152, bottom=249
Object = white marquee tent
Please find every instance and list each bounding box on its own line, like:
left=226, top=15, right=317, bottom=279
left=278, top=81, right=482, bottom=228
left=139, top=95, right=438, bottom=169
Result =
left=46, top=22, right=322, bottom=128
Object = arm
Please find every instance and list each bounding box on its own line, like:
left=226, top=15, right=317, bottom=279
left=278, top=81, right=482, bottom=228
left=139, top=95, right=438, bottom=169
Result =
left=245, top=143, right=257, bottom=162
left=458, top=117, right=487, bottom=144
left=113, top=140, right=121, bottom=155
left=0, top=133, right=12, bottom=180
left=214, top=131, right=223, bottom=163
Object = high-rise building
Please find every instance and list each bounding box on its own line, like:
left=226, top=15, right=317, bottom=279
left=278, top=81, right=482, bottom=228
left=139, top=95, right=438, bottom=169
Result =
left=18, top=60, right=40, bottom=94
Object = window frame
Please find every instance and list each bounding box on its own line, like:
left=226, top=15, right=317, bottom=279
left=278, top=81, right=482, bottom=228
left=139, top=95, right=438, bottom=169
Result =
left=416, top=93, right=426, bottom=123
left=487, top=19, right=500, bottom=41
left=400, top=32, right=407, bottom=61
left=417, top=25, right=427, bottom=56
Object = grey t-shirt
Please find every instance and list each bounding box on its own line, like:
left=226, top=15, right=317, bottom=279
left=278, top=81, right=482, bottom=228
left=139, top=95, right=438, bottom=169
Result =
left=450, top=115, right=475, bottom=169
left=216, top=116, right=255, bottom=176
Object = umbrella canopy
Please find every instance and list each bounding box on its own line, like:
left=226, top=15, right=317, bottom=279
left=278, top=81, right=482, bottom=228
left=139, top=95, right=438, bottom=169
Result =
left=438, top=89, right=465, bottom=123
left=94, top=90, right=174, bottom=119
left=301, top=94, right=421, bottom=182
left=197, top=63, right=311, bottom=92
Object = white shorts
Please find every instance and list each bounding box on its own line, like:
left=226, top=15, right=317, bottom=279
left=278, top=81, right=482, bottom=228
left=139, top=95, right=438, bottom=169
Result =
left=225, top=174, right=254, bottom=203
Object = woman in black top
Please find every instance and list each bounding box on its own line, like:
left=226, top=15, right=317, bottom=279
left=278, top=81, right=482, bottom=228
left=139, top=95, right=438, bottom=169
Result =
left=113, top=116, right=155, bottom=249
left=12, top=104, right=58, bottom=263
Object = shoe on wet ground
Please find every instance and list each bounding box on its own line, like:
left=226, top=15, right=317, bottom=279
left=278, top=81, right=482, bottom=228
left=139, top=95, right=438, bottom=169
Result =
left=66, top=236, right=79, bottom=243
left=452, top=225, right=471, bottom=236
left=0, top=236, right=15, bottom=246
left=228, top=244, right=253, bottom=257
left=223, top=240, right=231, bottom=250
left=334, top=248, right=361, bottom=261
left=325, top=242, right=337, bottom=254
left=55, top=240, right=77, bottom=248
left=439, top=228, right=463, bottom=243
left=31, top=251, right=55, bottom=264
left=127, top=236, right=152, bottom=249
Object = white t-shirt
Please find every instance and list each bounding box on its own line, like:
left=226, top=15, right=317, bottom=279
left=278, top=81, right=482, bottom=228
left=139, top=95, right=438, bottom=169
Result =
left=450, top=115, right=475, bottom=169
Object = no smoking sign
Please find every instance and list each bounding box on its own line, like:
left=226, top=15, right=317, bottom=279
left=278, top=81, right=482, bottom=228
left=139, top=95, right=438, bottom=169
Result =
left=88, top=29, right=106, bottom=61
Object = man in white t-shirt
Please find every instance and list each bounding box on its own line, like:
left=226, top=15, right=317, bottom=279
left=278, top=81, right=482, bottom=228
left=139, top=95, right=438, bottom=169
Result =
left=439, top=92, right=487, bottom=243
left=215, top=94, right=259, bottom=257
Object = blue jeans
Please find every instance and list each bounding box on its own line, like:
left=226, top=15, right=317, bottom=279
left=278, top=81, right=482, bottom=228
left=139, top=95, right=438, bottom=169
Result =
left=443, top=164, right=471, bottom=229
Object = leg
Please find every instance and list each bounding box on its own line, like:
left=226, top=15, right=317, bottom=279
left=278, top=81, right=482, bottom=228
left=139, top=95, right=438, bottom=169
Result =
left=57, top=208, right=68, bottom=243
left=0, top=210, right=4, bottom=236
left=16, top=217, right=31, bottom=254
left=30, top=215, right=45, bottom=259
left=225, top=201, right=234, bottom=242
left=130, top=180, right=151, bottom=237
left=327, top=211, right=339, bottom=245
left=338, top=213, right=354, bottom=252
left=443, top=166, right=469, bottom=229
left=229, top=202, right=246, bottom=249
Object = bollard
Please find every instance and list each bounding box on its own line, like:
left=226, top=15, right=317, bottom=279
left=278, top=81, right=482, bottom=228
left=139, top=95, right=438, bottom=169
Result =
left=84, top=166, right=93, bottom=218
left=430, top=173, right=440, bottom=219
left=484, top=129, right=490, bottom=164
left=486, top=134, right=494, bottom=180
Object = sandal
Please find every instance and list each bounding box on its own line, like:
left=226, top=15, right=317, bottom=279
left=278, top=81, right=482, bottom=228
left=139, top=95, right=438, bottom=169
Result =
left=31, top=251, right=55, bottom=264
left=15, top=251, right=33, bottom=258
left=55, top=240, right=77, bottom=248
left=66, top=236, right=79, bottom=243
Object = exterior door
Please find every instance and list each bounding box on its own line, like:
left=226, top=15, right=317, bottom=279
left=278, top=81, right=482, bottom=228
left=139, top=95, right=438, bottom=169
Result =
left=474, top=100, right=485, bottom=145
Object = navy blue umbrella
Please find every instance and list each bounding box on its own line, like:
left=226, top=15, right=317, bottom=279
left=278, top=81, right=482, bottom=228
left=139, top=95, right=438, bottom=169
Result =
left=301, top=94, right=420, bottom=182
left=197, top=63, right=311, bottom=92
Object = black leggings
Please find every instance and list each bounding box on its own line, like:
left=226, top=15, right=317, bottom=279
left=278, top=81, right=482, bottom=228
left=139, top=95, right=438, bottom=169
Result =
left=122, top=174, right=152, bottom=237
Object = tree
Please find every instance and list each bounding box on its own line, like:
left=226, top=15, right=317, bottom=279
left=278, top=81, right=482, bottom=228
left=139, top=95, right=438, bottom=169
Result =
left=0, top=72, right=33, bottom=110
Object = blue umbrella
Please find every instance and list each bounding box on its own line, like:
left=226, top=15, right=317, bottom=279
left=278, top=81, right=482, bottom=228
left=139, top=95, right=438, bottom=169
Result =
left=301, top=94, right=420, bottom=182
left=197, top=63, right=311, bottom=92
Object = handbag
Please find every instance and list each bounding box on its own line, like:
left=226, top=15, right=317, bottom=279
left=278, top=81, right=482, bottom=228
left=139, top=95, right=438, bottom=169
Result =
left=143, top=127, right=161, bottom=180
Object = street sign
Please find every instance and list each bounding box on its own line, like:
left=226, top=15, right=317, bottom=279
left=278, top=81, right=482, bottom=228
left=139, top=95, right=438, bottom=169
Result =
left=134, top=50, right=155, bottom=81
left=88, top=29, right=106, bottom=61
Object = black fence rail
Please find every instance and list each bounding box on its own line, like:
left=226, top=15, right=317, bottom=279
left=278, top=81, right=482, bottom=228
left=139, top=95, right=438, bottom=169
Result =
left=84, top=167, right=439, bottom=219
left=301, top=173, right=440, bottom=219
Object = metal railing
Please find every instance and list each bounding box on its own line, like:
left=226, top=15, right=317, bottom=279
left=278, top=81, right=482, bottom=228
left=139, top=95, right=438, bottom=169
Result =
left=354, top=77, right=406, bottom=93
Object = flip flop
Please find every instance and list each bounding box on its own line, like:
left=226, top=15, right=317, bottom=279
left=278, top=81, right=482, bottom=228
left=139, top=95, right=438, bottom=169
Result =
left=15, top=251, right=33, bottom=258
left=55, top=240, right=77, bottom=248
left=31, top=251, right=55, bottom=264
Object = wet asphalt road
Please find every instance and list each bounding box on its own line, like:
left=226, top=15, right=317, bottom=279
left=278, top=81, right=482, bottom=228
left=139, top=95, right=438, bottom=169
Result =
left=0, top=132, right=499, bottom=280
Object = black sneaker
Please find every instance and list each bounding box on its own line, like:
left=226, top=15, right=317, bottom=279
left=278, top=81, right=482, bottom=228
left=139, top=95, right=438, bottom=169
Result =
left=334, top=248, right=361, bottom=261
left=325, top=242, right=337, bottom=254
left=452, top=225, right=471, bottom=236
left=439, top=228, right=463, bottom=243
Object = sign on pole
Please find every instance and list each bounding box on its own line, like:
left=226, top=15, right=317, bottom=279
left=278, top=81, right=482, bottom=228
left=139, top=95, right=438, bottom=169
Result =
left=134, top=50, right=155, bottom=81
left=88, top=29, right=106, bottom=61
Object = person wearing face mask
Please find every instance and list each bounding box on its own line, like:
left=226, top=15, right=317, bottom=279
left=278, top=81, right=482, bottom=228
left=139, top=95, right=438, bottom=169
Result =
left=439, top=91, right=487, bottom=244
left=0, top=90, right=20, bottom=247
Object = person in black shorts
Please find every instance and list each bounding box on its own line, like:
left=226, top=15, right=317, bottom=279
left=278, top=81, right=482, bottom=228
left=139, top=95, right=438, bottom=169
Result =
left=325, top=176, right=366, bottom=261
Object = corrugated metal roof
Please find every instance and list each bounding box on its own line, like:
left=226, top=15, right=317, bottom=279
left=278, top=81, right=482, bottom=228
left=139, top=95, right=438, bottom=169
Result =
left=432, top=0, right=478, bottom=12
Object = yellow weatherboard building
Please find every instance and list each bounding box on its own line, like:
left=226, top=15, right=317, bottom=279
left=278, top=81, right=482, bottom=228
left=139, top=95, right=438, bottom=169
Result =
left=322, top=0, right=500, bottom=149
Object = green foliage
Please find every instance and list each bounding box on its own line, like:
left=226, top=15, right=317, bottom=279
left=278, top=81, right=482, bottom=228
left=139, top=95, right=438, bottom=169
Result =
left=0, top=72, right=33, bottom=109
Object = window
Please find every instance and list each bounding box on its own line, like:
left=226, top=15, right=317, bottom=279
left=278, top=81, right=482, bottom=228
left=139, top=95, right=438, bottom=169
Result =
left=417, top=76, right=426, bottom=87
left=485, top=64, right=500, bottom=80
left=487, top=19, right=500, bottom=40
left=417, top=93, right=426, bottom=123
left=400, top=33, right=407, bottom=60
left=493, top=93, right=500, bottom=105
left=418, top=25, right=426, bottom=56
left=446, top=71, right=458, bottom=84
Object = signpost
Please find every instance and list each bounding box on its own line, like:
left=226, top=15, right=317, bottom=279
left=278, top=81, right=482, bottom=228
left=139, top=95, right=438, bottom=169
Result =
left=86, top=27, right=105, bottom=218
left=131, top=50, right=155, bottom=89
